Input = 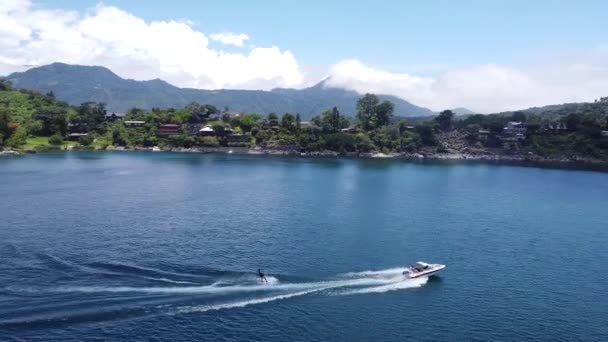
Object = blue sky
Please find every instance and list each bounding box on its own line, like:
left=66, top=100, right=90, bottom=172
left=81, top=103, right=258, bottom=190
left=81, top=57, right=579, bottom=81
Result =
left=37, top=0, right=607, bottom=74
left=3, top=0, right=608, bottom=111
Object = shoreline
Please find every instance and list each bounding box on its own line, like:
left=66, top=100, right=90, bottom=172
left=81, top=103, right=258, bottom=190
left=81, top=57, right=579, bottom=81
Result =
left=4, top=146, right=607, bottom=171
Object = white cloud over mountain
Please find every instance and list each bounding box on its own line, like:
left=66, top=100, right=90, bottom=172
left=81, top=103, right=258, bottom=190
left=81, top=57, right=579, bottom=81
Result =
left=327, top=56, right=608, bottom=113
left=209, top=32, right=249, bottom=47
left=1, top=0, right=607, bottom=112
left=0, top=0, right=303, bottom=89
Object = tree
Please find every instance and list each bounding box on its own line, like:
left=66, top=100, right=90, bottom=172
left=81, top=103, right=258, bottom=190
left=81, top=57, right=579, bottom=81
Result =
left=236, top=113, right=261, bottom=132
left=75, top=102, right=106, bottom=133
left=296, top=113, right=301, bottom=130
left=48, top=134, right=64, bottom=145
left=267, top=113, right=279, bottom=126
left=370, top=126, right=400, bottom=151
left=0, top=79, right=12, bottom=91
left=0, top=107, right=12, bottom=146
left=375, top=101, right=394, bottom=127
left=435, top=110, right=455, bottom=131
left=185, top=102, right=218, bottom=123
left=26, top=120, right=44, bottom=135
left=510, top=111, right=527, bottom=123
left=185, top=102, right=205, bottom=119
left=357, top=94, right=379, bottom=130
left=112, top=128, right=127, bottom=146
left=199, top=136, right=220, bottom=146
left=329, top=107, right=340, bottom=130
left=415, top=123, right=438, bottom=146
left=6, top=125, right=27, bottom=147
left=79, top=134, right=94, bottom=146
left=563, top=113, right=582, bottom=131
left=221, top=112, right=232, bottom=122
left=356, top=94, right=394, bottom=130
left=124, top=108, right=146, bottom=121
left=355, top=132, right=374, bottom=152
left=324, top=132, right=357, bottom=152
left=281, top=113, right=296, bottom=131
left=211, top=123, right=228, bottom=136
left=33, top=108, right=68, bottom=136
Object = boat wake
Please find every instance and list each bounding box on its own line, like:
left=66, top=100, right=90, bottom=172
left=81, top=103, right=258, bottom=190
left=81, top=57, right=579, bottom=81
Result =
left=1, top=266, right=430, bottom=326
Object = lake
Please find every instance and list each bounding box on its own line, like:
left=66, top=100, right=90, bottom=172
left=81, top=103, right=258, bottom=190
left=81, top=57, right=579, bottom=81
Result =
left=1, top=151, right=607, bottom=341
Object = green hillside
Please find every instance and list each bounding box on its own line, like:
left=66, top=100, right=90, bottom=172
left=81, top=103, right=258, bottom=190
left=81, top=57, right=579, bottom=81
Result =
left=6, top=63, right=435, bottom=119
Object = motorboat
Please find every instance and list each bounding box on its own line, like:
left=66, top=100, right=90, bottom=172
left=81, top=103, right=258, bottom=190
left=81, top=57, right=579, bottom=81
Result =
left=403, top=261, right=445, bottom=278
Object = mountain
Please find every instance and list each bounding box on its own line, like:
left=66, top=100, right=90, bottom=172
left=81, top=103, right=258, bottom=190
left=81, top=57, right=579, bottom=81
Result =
left=5, top=63, right=435, bottom=119
left=451, top=107, right=476, bottom=115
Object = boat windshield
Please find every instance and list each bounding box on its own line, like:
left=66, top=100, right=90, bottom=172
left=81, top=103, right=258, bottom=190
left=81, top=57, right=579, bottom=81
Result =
left=409, top=263, right=431, bottom=271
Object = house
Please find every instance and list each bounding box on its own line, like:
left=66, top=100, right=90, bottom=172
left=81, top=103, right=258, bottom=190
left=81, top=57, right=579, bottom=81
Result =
left=105, top=112, right=126, bottom=121
left=340, top=127, right=358, bottom=134
left=601, top=130, right=608, bottom=137
left=198, top=125, right=216, bottom=136
left=158, top=124, right=180, bottom=135
left=223, top=111, right=243, bottom=119
left=300, top=121, right=321, bottom=131
left=503, top=121, right=527, bottom=139
left=67, top=133, right=89, bottom=141
left=543, top=123, right=567, bottom=134
left=124, top=120, right=146, bottom=127
left=67, top=122, right=84, bottom=133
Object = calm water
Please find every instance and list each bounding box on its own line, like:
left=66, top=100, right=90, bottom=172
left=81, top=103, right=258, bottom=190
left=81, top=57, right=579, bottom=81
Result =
left=1, top=152, right=607, bottom=341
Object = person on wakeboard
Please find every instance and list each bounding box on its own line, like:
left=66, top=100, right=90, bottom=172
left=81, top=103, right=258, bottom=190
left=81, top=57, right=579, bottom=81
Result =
left=258, top=268, right=268, bottom=283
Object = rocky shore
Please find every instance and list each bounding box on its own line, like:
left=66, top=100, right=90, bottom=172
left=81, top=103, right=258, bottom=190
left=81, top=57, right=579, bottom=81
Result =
left=101, top=145, right=608, bottom=168
left=3, top=145, right=605, bottom=169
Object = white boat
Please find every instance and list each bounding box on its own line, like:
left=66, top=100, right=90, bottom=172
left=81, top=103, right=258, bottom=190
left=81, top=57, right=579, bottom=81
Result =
left=403, top=261, right=446, bottom=278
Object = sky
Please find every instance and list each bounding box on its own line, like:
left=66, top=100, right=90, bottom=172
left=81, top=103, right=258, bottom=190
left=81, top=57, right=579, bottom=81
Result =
left=1, top=0, right=608, bottom=112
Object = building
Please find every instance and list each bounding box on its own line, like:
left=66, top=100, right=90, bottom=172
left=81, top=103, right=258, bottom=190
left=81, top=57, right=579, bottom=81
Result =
left=124, top=120, right=146, bottom=127
left=198, top=125, right=215, bottom=136
left=543, top=123, right=567, bottom=134
left=503, top=121, right=527, bottom=139
left=340, top=127, right=358, bottom=134
left=67, top=122, right=84, bottom=133
left=105, top=112, right=126, bottom=121
left=601, top=130, right=608, bottom=137
left=158, top=124, right=180, bottom=135
left=67, top=133, right=89, bottom=141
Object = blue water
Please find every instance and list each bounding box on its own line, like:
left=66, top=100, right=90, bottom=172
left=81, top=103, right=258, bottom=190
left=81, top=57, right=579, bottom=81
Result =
left=1, top=152, right=607, bottom=341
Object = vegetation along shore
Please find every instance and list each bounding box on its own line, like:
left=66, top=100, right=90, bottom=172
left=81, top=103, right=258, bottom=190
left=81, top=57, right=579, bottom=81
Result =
left=1, top=79, right=607, bottom=166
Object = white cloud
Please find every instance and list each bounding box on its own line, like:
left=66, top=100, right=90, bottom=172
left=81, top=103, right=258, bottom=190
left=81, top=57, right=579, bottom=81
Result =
left=0, top=0, right=304, bottom=89
left=326, top=55, right=608, bottom=113
left=1, top=0, right=607, bottom=112
left=209, top=32, right=249, bottom=47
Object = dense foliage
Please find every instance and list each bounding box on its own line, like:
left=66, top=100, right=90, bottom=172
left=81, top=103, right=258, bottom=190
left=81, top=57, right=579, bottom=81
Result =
left=1, top=79, right=606, bottom=160
left=456, top=100, right=608, bottom=158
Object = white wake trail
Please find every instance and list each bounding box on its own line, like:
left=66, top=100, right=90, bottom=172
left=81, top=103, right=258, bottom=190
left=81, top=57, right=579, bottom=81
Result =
left=341, top=267, right=409, bottom=278
left=52, top=276, right=398, bottom=295
left=177, top=287, right=328, bottom=314
left=338, top=277, right=428, bottom=295
left=142, top=277, right=198, bottom=285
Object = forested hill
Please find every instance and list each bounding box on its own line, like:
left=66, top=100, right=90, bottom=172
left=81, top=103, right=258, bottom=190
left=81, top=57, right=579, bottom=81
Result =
left=5, top=63, right=435, bottom=119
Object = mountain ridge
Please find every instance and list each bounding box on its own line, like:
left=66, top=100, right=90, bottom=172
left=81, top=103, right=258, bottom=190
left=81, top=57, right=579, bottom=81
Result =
left=5, top=63, right=436, bottom=119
